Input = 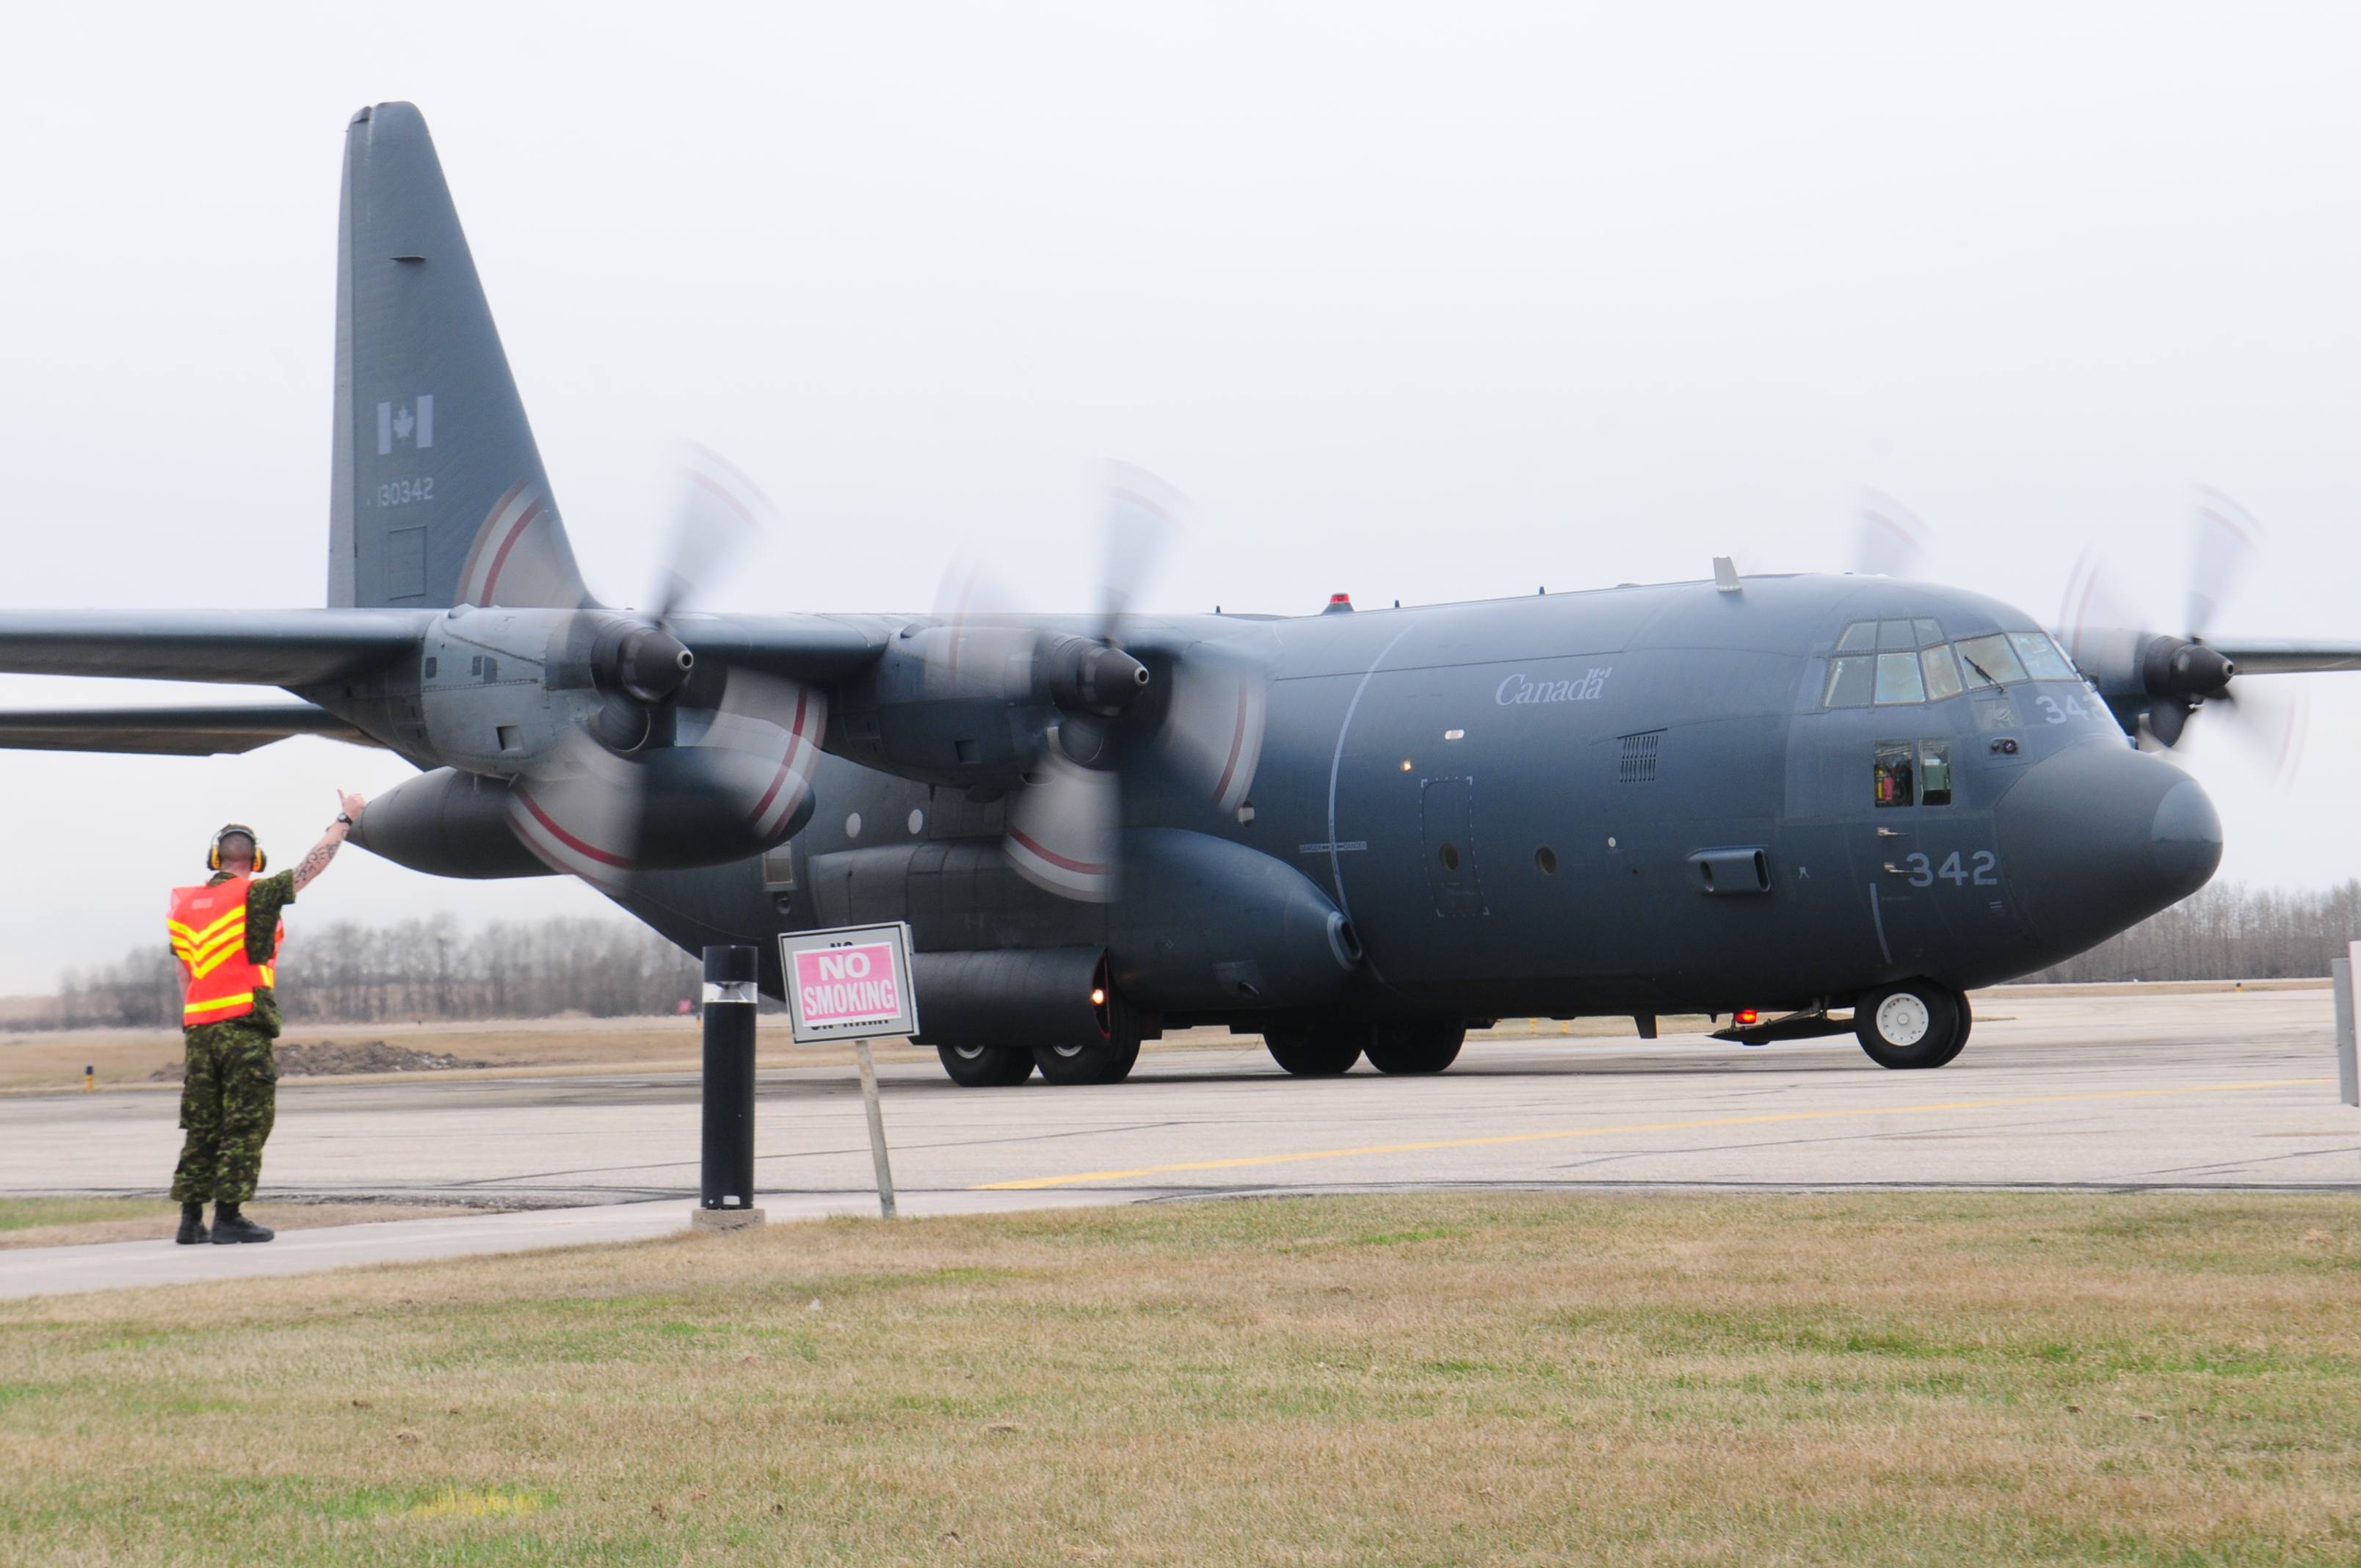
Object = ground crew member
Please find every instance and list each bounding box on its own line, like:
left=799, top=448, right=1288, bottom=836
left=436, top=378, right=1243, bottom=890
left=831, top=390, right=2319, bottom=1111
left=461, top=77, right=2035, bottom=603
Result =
left=167, top=792, right=368, bottom=1245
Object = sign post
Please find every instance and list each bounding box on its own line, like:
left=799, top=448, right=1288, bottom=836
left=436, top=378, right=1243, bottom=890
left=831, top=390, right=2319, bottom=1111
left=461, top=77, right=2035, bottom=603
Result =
left=781, top=923, right=919, bottom=1219
left=2336, top=946, right=2359, bottom=1109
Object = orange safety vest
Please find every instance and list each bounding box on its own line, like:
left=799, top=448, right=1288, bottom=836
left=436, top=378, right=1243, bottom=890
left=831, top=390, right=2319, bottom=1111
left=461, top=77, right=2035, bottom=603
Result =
left=167, top=877, right=284, bottom=1026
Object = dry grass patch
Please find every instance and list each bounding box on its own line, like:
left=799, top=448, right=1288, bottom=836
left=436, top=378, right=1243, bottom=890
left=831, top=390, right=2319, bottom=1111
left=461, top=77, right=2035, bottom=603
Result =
left=2, top=1192, right=2359, bottom=1564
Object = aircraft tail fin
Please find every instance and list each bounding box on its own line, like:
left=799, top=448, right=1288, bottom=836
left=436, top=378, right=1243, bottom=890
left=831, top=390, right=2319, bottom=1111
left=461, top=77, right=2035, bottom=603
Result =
left=329, top=103, right=589, bottom=610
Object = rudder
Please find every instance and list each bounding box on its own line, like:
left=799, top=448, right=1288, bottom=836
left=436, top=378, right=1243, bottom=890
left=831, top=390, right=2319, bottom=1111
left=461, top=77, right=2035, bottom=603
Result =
left=328, top=103, right=589, bottom=610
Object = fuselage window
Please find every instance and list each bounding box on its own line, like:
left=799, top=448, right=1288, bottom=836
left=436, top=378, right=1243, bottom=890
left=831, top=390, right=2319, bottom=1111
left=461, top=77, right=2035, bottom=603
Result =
left=1874, top=741, right=1915, bottom=807
left=2010, top=631, right=2078, bottom=681
left=1920, top=739, right=1954, bottom=805
left=1954, top=633, right=2028, bottom=689
left=1874, top=650, right=1926, bottom=704
left=1836, top=621, right=1877, bottom=652
left=1825, top=656, right=1876, bottom=706
left=1921, top=644, right=1965, bottom=701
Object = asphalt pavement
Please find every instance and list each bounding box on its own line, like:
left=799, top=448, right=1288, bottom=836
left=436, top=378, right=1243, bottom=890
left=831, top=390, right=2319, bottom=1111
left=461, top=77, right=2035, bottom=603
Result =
left=2, top=985, right=2354, bottom=1299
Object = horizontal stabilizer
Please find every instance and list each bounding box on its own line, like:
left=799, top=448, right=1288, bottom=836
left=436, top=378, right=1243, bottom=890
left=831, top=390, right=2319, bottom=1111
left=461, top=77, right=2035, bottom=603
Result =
left=0, top=609, right=428, bottom=685
left=0, top=703, right=379, bottom=755
left=2204, top=639, right=2361, bottom=675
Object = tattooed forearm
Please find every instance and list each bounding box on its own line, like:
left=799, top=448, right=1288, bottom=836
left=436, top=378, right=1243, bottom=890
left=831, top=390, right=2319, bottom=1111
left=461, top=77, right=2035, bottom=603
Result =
left=293, top=833, right=343, bottom=893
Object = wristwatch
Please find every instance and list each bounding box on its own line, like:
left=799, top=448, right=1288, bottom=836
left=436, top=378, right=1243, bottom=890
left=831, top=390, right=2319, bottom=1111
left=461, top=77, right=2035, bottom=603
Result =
left=334, top=812, right=354, bottom=826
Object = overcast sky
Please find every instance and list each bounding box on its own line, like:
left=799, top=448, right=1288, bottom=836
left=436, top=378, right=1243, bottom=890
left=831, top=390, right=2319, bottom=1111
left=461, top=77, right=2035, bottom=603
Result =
left=3, top=4, right=2359, bottom=992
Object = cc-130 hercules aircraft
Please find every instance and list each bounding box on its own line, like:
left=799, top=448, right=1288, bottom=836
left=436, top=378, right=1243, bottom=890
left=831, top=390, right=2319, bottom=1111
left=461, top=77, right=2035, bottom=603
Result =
left=4, top=103, right=2358, bottom=1087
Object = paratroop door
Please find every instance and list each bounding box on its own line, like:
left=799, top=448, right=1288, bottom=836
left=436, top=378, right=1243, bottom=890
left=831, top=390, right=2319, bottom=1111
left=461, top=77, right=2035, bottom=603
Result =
left=1420, top=776, right=1486, bottom=915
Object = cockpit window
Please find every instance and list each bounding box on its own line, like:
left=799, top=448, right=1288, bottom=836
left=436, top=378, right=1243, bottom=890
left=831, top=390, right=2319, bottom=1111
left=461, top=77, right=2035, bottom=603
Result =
left=1874, top=651, right=1926, bottom=704
left=2011, top=631, right=2078, bottom=681
left=1836, top=621, right=1877, bottom=652
left=1912, top=617, right=1944, bottom=645
left=1825, top=656, right=1875, bottom=706
left=1921, top=645, right=1965, bottom=701
left=1955, top=633, right=2027, bottom=689
left=1874, top=741, right=1915, bottom=807
left=1877, top=619, right=1916, bottom=650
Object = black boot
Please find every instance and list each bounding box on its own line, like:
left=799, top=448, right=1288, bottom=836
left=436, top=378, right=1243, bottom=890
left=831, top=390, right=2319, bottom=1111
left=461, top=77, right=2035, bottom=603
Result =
left=174, top=1202, right=208, bottom=1245
left=211, top=1203, right=275, bottom=1244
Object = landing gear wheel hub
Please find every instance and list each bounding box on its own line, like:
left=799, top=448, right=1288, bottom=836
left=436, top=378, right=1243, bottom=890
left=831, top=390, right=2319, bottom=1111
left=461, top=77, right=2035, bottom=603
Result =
left=1874, top=992, right=1931, bottom=1047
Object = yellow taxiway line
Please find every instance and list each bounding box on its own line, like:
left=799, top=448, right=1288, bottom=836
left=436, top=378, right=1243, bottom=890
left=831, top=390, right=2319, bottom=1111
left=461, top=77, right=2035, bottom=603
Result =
left=973, top=1078, right=2333, bottom=1190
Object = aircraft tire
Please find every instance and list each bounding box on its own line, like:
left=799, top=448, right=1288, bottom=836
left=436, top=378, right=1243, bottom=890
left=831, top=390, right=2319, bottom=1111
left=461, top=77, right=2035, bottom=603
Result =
left=1365, top=1021, right=1466, bottom=1075
left=1853, top=981, right=1967, bottom=1069
left=1264, top=1025, right=1363, bottom=1077
left=937, top=1042, right=1037, bottom=1087
left=1034, top=1034, right=1142, bottom=1086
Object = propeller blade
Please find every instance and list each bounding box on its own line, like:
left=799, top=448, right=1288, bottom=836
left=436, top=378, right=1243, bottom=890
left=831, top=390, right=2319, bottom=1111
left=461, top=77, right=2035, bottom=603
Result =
left=2187, top=486, right=2261, bottom=640
left=653, top=444, right=775, bottom=624
left=693, top=668, right=828, bottom=844
left=2208, top=680, right=2310, bottom=787
left=1005, top=743, right=1119, bottom=902
left=2055, top=544, right=2148, bottom=674
left=1853, top=488, right=1934, bottom=580
left=924, top=549, right=1039, bottom=702
left=1098, top=462, right=1184, bottom=642
left=505, top=729, right=648, bottom=893
left=1159, top=645, right=1269, bottom=813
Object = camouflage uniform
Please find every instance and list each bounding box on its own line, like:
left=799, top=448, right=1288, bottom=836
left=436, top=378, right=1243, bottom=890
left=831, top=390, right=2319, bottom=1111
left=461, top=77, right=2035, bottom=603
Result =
left=168, top=869, right=295, bottom=1206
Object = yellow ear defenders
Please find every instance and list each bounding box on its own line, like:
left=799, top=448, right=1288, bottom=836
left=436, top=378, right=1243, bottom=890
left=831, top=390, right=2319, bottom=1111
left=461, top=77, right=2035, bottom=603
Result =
left=208, top=824, right=266, bottom=874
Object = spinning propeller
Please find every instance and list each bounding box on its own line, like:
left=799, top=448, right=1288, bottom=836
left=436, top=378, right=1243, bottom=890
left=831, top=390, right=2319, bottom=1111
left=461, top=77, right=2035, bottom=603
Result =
left=2056, top=489, right=2307, bottom=777
left=932, top=465, right=1269, bottom=901
left=504, top=448, right=825, bottom=890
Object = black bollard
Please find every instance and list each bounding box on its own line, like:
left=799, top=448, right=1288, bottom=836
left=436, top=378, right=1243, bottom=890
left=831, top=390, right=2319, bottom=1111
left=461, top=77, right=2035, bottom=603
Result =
left=700, top=945, right=759, bottom=1211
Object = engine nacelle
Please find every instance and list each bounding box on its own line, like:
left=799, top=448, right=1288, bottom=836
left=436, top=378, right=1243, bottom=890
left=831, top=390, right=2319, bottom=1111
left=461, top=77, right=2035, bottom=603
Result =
left=1110, top=829, right=1361, bottom=1012
left=810, top=828, right=1360, bottom=1018
left=349, top=768, right=550, bottom=879
left=353, top=760, right=817, bottom=879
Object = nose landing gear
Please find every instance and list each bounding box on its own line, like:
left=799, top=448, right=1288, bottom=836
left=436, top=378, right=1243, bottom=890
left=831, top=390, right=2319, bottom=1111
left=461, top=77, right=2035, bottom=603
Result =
left=1852, top=979, right=1972, bottom=1069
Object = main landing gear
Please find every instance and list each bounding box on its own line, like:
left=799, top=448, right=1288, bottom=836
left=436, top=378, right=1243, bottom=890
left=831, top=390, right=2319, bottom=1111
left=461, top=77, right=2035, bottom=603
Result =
left=1852, top=979, right=1972, bottom=1070
left=1263, top=1020, right=1468, bottom=1077
left=934, top=985, right=1147, bottom=1088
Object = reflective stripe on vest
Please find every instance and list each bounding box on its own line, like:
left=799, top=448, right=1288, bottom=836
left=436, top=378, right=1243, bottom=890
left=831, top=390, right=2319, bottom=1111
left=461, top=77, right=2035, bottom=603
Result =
left=167, top=877, right=285, bottom=1025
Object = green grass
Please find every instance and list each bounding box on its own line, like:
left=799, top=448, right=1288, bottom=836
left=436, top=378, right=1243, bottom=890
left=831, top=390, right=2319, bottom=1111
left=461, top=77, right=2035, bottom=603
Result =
left=1, top=1192, right=2359, bottom=1564
left=0, top=1197, right=178, bottom=1234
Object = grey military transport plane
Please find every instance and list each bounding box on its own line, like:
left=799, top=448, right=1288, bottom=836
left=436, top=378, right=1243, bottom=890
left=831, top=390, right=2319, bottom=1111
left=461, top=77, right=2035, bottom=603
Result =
left=5, top=104, right=2359, bottom=1086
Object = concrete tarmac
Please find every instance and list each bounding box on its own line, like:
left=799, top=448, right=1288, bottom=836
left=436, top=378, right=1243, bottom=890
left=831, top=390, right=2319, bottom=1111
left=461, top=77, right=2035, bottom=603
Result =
left=2, top=985, right=2356, bottom=1297
left=3, top=987, right=2354, bottom=1211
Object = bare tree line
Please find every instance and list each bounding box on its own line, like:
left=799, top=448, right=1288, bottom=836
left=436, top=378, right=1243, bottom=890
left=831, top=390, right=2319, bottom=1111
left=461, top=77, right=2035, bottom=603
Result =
left=31, top=879, right=2361, bottom=1031
left=49, top=917, right=701, bottom=1030
left=2028, top=880, right=2361, bottom=984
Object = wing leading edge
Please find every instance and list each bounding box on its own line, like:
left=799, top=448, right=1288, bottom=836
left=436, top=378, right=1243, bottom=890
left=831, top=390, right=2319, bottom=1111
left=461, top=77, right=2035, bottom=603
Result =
left=0, top=703, right=380, bottom=755
left=0, top=609, right=433, bottom=685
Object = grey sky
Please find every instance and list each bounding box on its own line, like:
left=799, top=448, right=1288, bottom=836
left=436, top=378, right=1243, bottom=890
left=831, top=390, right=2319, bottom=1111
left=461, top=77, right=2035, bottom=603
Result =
left=4, top=4, right=2357, bottom=992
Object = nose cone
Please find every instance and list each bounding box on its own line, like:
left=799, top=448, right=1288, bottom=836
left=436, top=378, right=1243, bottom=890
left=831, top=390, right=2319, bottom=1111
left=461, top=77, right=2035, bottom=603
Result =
left=2150, top=776, right=2224, bottom=895
left=1993, top=743, right=2222, bottom=957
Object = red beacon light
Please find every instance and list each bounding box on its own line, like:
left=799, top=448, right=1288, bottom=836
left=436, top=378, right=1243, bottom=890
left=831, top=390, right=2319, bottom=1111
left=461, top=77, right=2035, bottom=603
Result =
left=1322, top=592, right=1354, bottom=615
left=1734, top=1008, right=1760, bottom=1028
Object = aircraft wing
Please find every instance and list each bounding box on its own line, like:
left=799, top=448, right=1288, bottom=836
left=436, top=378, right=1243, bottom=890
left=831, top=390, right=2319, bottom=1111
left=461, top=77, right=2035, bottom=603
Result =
left=668, top=612, right=896, bottom=683
left=0, top=703, right=381, bottom=755
left=0, top=609, right=433, bottom=684
left=2206, top=639, right=2361, bottom=675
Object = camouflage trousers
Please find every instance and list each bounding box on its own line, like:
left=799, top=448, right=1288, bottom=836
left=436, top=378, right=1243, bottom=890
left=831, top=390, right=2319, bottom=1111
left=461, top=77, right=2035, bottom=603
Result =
left=170, top=1022, right=278, bottom=1205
